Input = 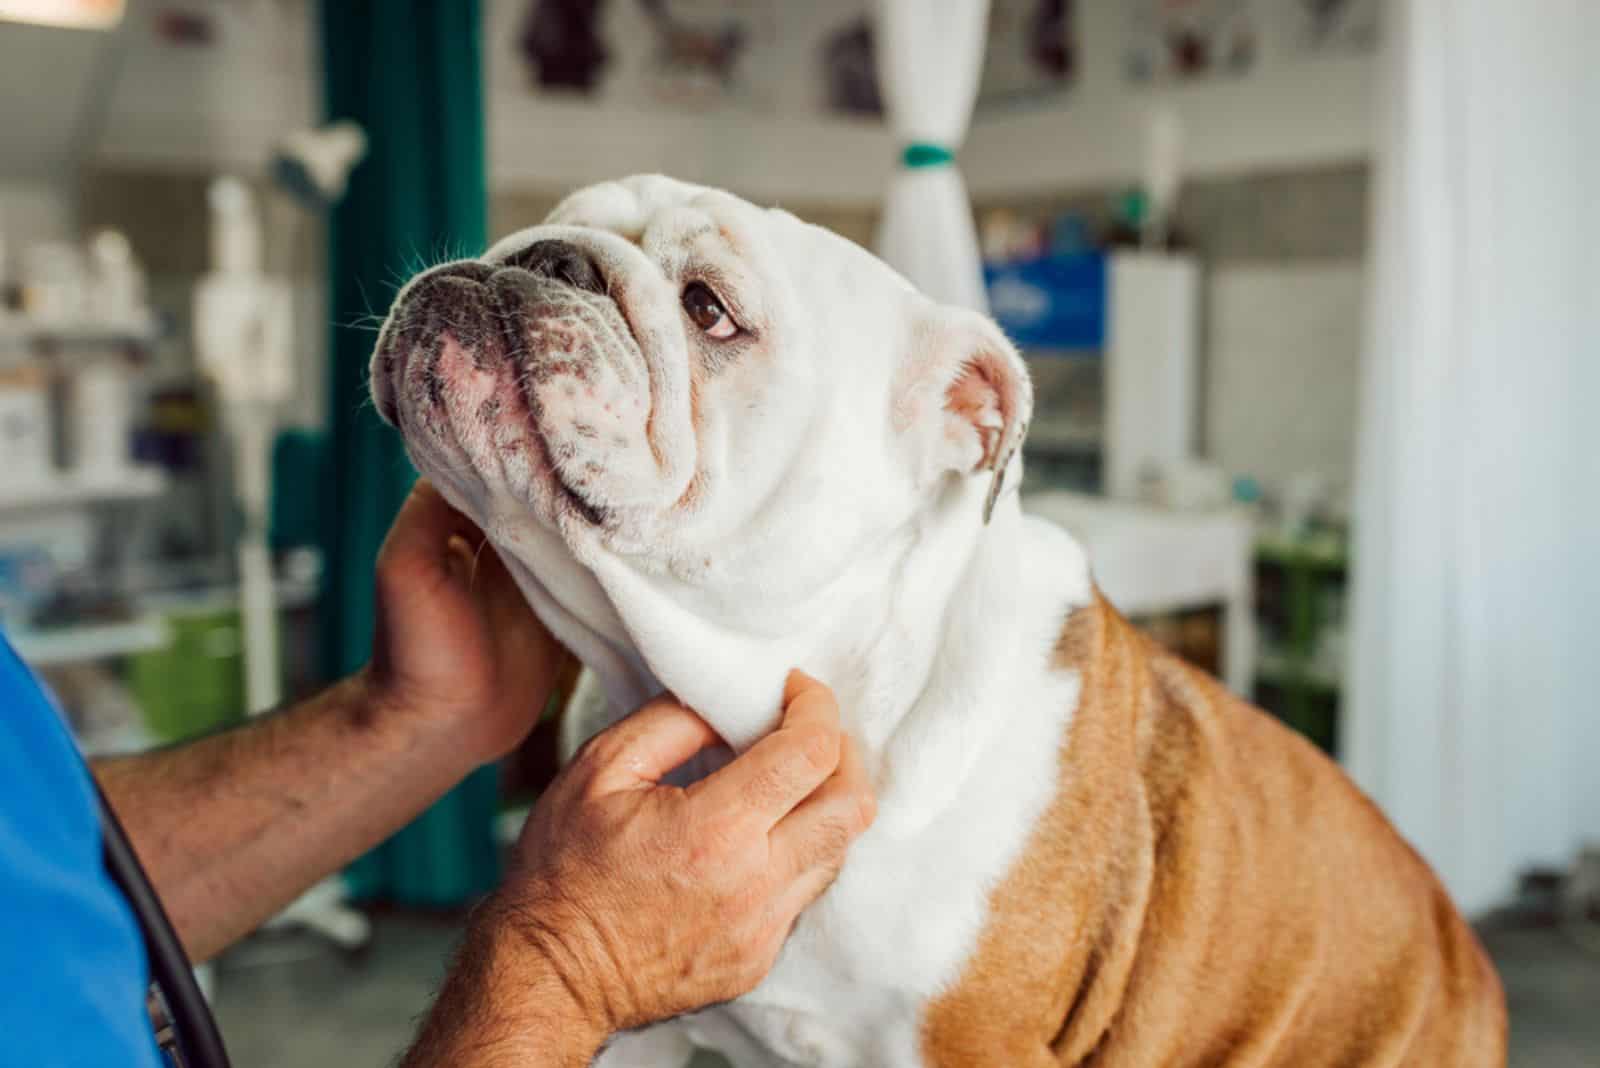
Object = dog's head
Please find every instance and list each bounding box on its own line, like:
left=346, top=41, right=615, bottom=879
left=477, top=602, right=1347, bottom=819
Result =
left=371, top=175, right=1030, bottom=744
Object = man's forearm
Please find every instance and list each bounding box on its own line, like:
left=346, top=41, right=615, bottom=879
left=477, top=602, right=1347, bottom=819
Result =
left=401, top=899, right=607, bottom=1068
left=93, top=672, right=482, bottom=961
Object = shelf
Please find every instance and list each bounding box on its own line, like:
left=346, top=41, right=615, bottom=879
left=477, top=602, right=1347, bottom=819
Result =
left=143, top=575, right=322, bottom=615
left=1255, top=532, right=1348, bottom=571
left=0, top=466, right=169, bottom=515
left=11, top=613, right=170, bottom=667
left=0, top=318, right=160, bottom=353
left=1255, top=649, right=1342, bottom=694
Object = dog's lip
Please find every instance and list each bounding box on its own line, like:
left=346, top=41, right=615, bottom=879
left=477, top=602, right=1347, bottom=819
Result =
left=562, top=481, right=608, bottom=526
left=481, top=279, right=612, bottom=529
left=548, top=454, right=608, bottom=527
left=490, top=266, right=638, bottom=532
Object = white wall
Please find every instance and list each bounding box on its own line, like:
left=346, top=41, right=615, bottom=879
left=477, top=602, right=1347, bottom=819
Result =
left=62, top=0, right=1376, bottom=204
left=1579, top=0, right=1600, bottom=843
left=0, top=17, right=112, bottom=182
left=0, top=180, right=75, bottom=251
left=77, top=0, right=887, bottom=201
left=487, top=0, right=1379, bottom=203
left=1205, top=264, right=1364, bottom=498
left=94, top=0, right=318, bottom=174
left=967, top=1, right=1375, bottom=197
left=483, top=0, right=895, bottom=203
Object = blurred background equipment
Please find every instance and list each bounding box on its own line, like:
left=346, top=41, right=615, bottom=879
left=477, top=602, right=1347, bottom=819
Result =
left=193, top=174, right=293, bottom=715
left=269, top=120, right=368, bottom=210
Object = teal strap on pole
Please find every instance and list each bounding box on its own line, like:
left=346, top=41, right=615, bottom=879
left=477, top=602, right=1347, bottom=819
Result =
left=901, top=142, right=956, bottom=169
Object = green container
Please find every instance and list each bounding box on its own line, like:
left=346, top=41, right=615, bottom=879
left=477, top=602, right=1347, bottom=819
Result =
left=129, top=608, right=248, bottom=744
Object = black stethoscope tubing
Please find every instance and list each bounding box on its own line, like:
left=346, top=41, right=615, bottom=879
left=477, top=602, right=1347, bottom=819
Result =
left=96, top=779, right=233, bottom=1068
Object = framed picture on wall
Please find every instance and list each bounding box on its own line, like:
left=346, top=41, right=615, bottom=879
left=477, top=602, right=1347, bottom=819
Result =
left=632, top=0, right=778, bottom=110
left=978, top=0, right=1077, bottom=111
left=817, top=11, right=880, bottom=117
left=518, top=0, right=780, bottom=110
left=1284, top=0, right=1379, bottom=55
left=1124, top=0, right=1256, bottom=84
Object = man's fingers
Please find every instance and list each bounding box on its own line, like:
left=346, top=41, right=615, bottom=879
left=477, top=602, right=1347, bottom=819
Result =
left=389, top=482, right=530, bottom=631
left=461, top=532, right=530, bottom=623
left=381, top=479, right=482, bottom=570
left=689, top=673, right=842, bottom=831
left=406, top=479, right=481, bottom=542
left=579, top=698, right=722, bottom=794
left=769, top=733, right=875, bottom=886
left=783, top=668, right=826, bottom=707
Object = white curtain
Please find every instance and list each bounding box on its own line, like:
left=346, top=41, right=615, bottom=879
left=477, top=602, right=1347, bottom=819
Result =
left=873, top=0, right=991, bottom=313
left=1346, top=0, right=1600, bottom=917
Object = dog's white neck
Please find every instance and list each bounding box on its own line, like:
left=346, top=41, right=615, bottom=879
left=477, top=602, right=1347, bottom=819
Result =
left=516, top=476, right=1089, bottom=835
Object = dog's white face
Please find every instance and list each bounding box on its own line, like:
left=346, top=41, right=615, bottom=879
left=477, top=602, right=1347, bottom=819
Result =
left=372, top=175, right=1030, bottom=744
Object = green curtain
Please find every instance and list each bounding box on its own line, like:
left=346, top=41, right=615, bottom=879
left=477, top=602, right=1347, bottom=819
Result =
left=319, top=0, right=501, bottom=907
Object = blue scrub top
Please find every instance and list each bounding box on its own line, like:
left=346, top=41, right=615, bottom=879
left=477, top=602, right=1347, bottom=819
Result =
left=0, top=633, right=162, bottom=1066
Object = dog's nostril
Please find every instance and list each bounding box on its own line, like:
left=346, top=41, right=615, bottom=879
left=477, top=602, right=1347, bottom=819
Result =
left=503, top=239, right=605, bottom=294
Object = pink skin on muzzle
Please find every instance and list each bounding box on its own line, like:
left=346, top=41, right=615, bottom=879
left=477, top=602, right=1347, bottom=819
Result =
left=371, top=255, right=691, bottom=544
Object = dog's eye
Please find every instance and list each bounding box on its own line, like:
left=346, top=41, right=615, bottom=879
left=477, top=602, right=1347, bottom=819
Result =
left=681, top=282, right=738, bottom=340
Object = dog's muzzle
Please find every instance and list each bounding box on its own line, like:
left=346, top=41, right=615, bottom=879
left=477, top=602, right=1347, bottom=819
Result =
left=373, top=238, right=670, bottom=529
left=371, top=239, right=616, bottom=426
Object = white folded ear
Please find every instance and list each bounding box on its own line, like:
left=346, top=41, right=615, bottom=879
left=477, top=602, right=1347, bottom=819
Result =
left=893, top=307, right=1033, bottom=523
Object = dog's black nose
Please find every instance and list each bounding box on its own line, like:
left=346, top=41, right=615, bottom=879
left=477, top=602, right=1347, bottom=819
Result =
left=502, top=239, right=605, bottom=294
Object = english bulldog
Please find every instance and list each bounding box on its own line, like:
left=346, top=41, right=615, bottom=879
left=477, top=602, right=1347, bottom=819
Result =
left=371, top=175, right=1506, bottom=1066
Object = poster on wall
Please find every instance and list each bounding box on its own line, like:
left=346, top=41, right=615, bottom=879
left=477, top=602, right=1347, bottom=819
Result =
left=1124, top=0, right=1257, bottom=84
left=519, top=0, right=779, bottom=110
left=817, top=0, right=1076, bottom=119
left=520, top=0, right=611, bottom=92
left=630, top=0, right=778, bottom=110
left=1285, top=0, right=1379, bottom=55
left=818, top=12, right=880, bottom=117
left=978, top=0, right=1076, bottom=111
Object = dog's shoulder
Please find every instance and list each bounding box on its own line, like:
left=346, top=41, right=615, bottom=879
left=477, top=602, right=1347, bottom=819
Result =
left=922, top=592, right=1506, bottom=1067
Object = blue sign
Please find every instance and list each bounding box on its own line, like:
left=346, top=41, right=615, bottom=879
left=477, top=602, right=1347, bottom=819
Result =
left=983, top=252, right=1106, bottom=352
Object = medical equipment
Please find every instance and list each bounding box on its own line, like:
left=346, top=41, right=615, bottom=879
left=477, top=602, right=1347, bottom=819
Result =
left=192, top=123, right=372, bottom=957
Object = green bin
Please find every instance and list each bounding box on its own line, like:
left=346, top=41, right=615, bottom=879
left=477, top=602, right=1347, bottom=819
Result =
left=129, top=608, right=248, bottom=744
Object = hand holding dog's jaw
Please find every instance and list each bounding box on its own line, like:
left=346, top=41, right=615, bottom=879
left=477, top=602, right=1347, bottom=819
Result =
left=371, top=174, right=1035, bottom=761
left=364, top=479, right=572, bottom=766
left=401, top=672, right=875, bottom=1065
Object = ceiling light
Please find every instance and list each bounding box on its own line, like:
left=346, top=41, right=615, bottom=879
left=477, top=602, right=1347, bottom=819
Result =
left=0, top=0, right=125, bottom=30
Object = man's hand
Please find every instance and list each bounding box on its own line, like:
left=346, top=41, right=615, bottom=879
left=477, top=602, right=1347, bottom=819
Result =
left=367, top=479, right=571, bottom=764
left=93, top=481, right=576, bottom=962
left=403, top=672, right=877, bottom=1066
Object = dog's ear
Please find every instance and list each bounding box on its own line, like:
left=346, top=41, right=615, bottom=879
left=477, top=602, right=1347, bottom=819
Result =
left=894, top=308, right=1033, bottom=523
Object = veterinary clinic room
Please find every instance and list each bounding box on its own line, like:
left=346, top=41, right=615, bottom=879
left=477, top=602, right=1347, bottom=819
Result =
left=1, top=0, right=1596, bottom=1065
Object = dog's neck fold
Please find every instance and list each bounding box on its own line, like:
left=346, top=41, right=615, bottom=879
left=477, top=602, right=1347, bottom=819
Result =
left=512, top=472, right=1073, bottom=836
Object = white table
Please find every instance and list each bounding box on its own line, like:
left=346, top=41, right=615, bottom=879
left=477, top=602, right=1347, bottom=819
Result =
left=1025, top=491, right=1257, bottom=697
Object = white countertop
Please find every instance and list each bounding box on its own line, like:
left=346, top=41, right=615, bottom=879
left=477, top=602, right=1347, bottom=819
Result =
left=1025, top=490, right=1258, bottom=695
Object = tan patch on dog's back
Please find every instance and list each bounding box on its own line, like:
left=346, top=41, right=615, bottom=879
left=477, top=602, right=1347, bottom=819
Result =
left=920, top=592, right=1507, bottom=1067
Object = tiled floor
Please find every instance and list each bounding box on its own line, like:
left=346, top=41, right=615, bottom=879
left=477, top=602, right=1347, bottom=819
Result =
left=1479, top=924, right=1600, bottom=1067
left=214, top=914, right=1600, bottom=1067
